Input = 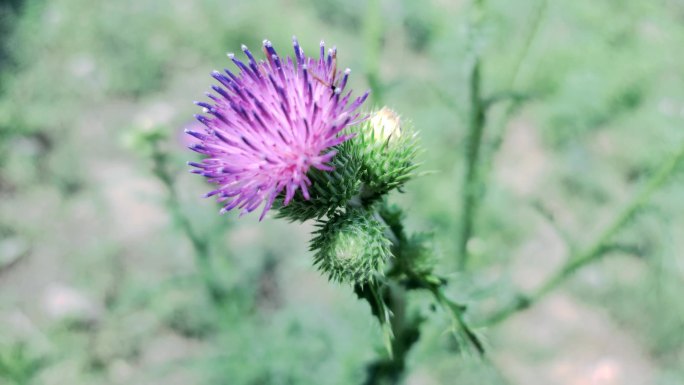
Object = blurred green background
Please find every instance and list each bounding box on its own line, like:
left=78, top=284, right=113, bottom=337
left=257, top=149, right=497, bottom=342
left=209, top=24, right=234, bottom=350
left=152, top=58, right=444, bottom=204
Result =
left=1, top=0, right=683, bottom=384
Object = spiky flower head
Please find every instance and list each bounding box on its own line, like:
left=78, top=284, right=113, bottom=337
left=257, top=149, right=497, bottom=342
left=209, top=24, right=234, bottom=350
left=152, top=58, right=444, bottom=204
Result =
left=187, top=38, right=369, bottom=219
left=353, top=107, right=420, bottom=200
left=311, top=209, right=392, bottom=284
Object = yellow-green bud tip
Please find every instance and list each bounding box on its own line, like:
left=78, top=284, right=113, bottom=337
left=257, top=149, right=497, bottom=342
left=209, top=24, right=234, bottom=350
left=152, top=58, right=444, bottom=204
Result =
left=370, top=107, right=402, bottom=143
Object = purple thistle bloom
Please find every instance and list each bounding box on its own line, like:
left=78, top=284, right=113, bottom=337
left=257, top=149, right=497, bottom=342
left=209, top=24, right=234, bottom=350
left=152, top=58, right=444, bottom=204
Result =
left=187, top=37, right=369, bottom=220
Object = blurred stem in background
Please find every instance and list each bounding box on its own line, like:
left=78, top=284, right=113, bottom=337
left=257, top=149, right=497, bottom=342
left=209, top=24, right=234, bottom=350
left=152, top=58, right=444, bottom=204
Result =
left=129, top=128, right=228, bottom=306
left=364, top=0, right=384, bottom=105
left=457, top=0, right=487, bottom=270
left=481, top=141, right=684, bottom=326
left=150, top=142, right=227, bottom=305
left=451, top=0, right=684, bottom=329
left=457, top=0, right=547, bottom=270
left=150, top=139, right=229, bottom=305
left=480, top=0, right=548, bottom=185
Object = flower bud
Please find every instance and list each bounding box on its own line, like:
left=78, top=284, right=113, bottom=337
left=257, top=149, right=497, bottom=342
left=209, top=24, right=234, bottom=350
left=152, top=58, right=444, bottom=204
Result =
left=370, top=107, right=402, bottom=143
left=276, top=108, right=420, bottom=221
left=310, top=209, right=392, bottom=284
left=352, top=107, right=420, bottom=200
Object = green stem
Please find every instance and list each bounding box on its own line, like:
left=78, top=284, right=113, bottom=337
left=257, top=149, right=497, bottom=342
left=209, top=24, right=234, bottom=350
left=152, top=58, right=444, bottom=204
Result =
left=363, top=203, right=486, bottom=384
left=481, top=143, right=684, bottom=326
left=364, top=0, right=384, bottom=105
left=430, top=287, right=485, bottom=355
left=459, top=0, right=548, bottom=270
left=150, top=144, right=226, bottom=305
left=457, top=0, right=487, bottom=270
left=480, top=0, right=547, bottom=182
left=360, top=281, right=420, bottom=385
left=505, top=0, right=547, bottom=93
left=361, top=206, right=419, bottom=385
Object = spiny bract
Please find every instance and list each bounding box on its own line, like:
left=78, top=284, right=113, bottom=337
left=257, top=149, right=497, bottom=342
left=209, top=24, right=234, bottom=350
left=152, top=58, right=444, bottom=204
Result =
left=310, top=209, right=392, bottom=284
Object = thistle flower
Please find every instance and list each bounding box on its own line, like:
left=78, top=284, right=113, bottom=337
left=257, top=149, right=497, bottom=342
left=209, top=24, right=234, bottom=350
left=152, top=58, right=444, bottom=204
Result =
left=187, top=38, right=369, bottom=219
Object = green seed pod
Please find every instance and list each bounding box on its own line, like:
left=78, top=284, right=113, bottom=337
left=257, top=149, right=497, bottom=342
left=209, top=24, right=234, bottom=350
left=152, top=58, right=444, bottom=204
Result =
left=350, top=107, right=420, bottom=201
left=310, top=209, right=392, bottom=284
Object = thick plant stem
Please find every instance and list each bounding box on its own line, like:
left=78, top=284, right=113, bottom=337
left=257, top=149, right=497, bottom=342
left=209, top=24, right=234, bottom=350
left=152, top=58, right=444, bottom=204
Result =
left=362, top=204, right=484, bottom=385
left=457, top=0, right=487, bottom=270
left=359, top=281, right=420, bottom=385
left=149, top=143, right=226, bottom=305
left=481, top=143, right=684, bottom=326
left=458, top=61, right=485, bottom=270
left=360, top=207, right=420, bottom=385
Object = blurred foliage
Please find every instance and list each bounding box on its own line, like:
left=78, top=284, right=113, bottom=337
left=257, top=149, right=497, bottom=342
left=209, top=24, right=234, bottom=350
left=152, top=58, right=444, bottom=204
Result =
left=0, top=342, right=46, bottom=385
left=0, top=0, right=683, bottom=384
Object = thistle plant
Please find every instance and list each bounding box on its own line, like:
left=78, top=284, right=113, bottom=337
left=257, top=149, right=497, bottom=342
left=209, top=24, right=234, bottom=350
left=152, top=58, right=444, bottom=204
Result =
left=185, top=38, right=478, bottom=383
left=184, top=34, right=684, bottom=385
